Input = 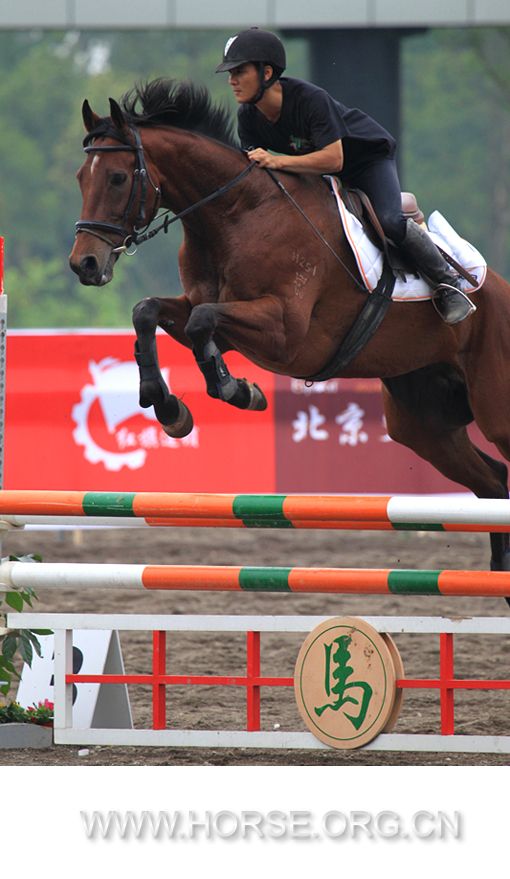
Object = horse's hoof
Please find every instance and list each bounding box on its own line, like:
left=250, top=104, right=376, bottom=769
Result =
left=161, top=399, right=194, bottom=438
left=139, top=378, right=167, bottom=410
left=246, top=382, right=268, bottom=411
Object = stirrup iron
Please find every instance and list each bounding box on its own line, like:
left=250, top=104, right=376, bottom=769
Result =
left=432, top=284, right=477, bottom=325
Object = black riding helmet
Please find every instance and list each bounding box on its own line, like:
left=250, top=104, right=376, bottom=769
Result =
left=216, top=27, right=286, bottom=103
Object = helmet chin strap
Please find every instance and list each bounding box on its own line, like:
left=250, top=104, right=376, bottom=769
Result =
left=247, top=62, right=277, bottom=104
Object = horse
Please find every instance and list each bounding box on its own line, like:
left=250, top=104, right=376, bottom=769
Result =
left=69, top=78, right=510, bottom=580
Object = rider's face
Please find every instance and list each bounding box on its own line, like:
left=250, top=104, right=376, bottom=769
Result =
left=228, top=63, right=266, bottom=103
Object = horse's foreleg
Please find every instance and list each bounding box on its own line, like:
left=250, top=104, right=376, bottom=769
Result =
left=184, top=298, right=290, bottom=411
left=132, top=296, right=194, bottom=438
left=196, top=337, right=268, bottom=410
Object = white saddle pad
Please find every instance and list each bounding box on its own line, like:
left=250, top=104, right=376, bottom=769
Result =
left=328, top=176, right=487, bottom=301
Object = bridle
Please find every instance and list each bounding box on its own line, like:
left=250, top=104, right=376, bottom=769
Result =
left=75, top=124, right=257, bottom=255
left=75, top=126, right=161, bottom=254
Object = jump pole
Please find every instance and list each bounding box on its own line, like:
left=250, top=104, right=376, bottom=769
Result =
left=3, top=560, right=510, bottom=596
left=3, top=490, right=510, bottom=532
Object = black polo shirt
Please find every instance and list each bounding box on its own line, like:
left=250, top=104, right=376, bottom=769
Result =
left=238, top=76, right=397, bottom=177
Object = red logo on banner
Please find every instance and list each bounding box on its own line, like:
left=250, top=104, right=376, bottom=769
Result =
left=71, top=356, right=199, bottom=471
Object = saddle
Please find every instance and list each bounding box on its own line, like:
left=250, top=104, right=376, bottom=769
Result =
left=340, top=187, right=422, bottom=278
left=341, top=187, right=424, bottom=236
left=339, top=185, right=476, bottom=285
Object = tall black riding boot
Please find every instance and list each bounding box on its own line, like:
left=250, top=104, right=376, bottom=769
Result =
left=401, top=219, right=476, bottom=325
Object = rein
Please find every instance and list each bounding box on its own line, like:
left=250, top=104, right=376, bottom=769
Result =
left=263, top=168, right=367, bottom=292
left=129, top=161, right=257, bottom=247
left=137, top=157, right=365, bottom=294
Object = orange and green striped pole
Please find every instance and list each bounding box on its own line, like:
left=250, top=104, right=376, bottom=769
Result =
left=2, top=560, right=510, bottom=596
left=2, top=490, right=510, bottom=532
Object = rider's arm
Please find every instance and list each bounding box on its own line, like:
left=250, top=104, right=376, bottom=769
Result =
left=247, top=140, right=343, bottom=174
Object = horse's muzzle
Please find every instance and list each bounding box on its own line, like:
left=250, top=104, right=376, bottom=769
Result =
left=68, top=250, right=114, bottom=287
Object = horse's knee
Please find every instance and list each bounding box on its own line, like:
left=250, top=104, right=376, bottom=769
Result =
left=132, top=297, right=160, bottom=332
left=185, top=303, right=218, bottom=345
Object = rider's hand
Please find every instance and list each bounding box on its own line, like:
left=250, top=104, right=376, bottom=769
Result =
left=247, top=148, right=283, bottom=170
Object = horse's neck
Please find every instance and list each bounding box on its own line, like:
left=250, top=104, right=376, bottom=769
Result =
left=147, top=129, right=253, bottom=222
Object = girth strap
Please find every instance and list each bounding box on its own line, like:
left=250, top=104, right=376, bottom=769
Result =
left=299, top=259, right=396, bottom=383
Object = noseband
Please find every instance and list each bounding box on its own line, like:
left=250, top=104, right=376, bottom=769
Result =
left=75, top=126, right=161, bottom=253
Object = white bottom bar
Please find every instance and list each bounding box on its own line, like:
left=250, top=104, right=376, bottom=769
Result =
left=53, top=728, right=510, bottom=753
left=10, top=613, right=510, bottom=635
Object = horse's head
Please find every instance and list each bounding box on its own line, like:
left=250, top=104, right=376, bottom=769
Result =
left=69, top=98, right=161, bottom=286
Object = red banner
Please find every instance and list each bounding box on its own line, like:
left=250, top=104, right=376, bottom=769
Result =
left=4, top=331, right=274, bottom=491
left=3, top=330, right=490, bottom=493
left=273, top=375, right=468, bottom=493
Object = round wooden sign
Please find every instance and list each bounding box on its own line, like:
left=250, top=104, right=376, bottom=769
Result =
left=381, top=633, right=405, bottom=733
left=294, top=616, right=402, bottom=749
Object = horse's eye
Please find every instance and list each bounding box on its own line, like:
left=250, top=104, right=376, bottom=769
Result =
left=110, top=172, right=127, bottom=186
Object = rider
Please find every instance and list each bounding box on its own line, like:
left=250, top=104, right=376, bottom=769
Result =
left=216, top=27, right=476, bottom=325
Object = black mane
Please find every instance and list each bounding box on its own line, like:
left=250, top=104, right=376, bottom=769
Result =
left=121, top=78, right=238, bottom=147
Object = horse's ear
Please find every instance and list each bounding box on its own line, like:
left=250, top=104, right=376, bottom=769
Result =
left=109, top=98, right=127, bottom=132
left=82, top=99, right=100, bottom=132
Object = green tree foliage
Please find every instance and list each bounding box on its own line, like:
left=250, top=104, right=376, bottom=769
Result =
left=0, top=31, right=134, bottom=326
left=459, top=28, right=510, bottom=100
left=402, top=28, right=510, bottom=276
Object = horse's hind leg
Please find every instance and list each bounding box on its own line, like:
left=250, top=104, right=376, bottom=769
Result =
left=475, top=448, right=510, bottom=574
left=132, top=296, right=194, bottom=438
left=463, top=356, right=510, bottom=573
left=184, top=302, right=268, bottom=411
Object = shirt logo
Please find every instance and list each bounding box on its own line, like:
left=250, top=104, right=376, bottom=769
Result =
left=289, top=134, right=313, bottom=154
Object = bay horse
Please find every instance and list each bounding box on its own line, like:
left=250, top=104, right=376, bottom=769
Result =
left=69, top=79, right=510, bottom=578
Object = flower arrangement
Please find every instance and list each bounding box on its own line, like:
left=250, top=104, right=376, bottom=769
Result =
left=0, top=699, right=54, bottom=726
left=26, top=699, right=54, bottom=725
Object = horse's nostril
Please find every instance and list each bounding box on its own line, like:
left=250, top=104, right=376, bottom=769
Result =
left=80, top=255, right=99, bottom=275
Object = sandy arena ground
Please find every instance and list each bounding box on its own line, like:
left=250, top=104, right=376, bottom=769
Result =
left=2, top=524, right=510, bottom=766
